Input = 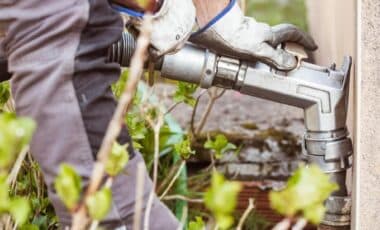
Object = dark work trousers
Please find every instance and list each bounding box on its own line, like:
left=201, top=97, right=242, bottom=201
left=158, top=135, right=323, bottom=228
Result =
left=0, top=0, right=178, bottom=229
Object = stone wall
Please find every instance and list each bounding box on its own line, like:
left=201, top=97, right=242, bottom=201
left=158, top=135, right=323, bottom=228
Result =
left=358, top=0, right=380, bottom=229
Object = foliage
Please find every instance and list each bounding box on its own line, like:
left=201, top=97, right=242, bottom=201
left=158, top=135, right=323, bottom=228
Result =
left=0, top=113, right=36, bottom=169
left=105, top=142, right=129, bottom=177
left=0, top=174, right=30, bottom=225
left=204, top=134, right=236, bottom=159
left=269, top=164, right=339, bottom=225
left=0, top=1, right=319, bottom=228
left=0, top=111, right=36, bottom=227
left=188, top=216, right=206, bottom=230
left=173, top=82, right=198, bottom=107
left=174, top=137, right=195, bottom=160
left=0, top=82, right=10, bottom=109
left=85, top=187, right=112, bottom=221
left=54, top=164, right=82, bottom=212
left=204, top=171, right=242, bottom=229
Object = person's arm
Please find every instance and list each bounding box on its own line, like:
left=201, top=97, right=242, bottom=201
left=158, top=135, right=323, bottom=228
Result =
left=111, top=0, right=163, bottom=12
left=193, top=0, right=229, bottom=27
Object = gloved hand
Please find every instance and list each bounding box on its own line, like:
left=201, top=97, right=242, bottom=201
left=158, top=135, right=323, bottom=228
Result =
left=111, top=0, right=196, bottom=58
left=190, top=0, right=318, bottom=71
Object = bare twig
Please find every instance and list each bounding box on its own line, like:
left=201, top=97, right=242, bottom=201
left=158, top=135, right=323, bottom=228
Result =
left=194, top=88, right=226, bottom=135
left=161, top=195, right=203, bottom=204
left=7, top=146, right=29, bottom=185
left=159, top=160, right=185, bottom=199
left=272, top=218, right=292, bottom=230
left=71, top=16, right=152, bottom=230
left=237, top=198, right=255, bottom=230
left=177, top=205, right=188, bottom=230
left=190, top=90, right=207, bottom=136
left=291, top=218, right=307, bottom=230
left=143, top=108, right=164, bottom=230
left=164, top=101, right=182, bottom=115
left=133, top=162, right=146, bottom=230
left=156, top=160, right=184, bottom=194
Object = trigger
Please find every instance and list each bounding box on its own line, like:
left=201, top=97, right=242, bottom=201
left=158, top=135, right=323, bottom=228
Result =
left=284, top=42, right=308, bottom=69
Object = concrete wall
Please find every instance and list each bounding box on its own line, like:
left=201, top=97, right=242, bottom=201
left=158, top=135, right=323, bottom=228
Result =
left=357, top=0, right=380, bottom=229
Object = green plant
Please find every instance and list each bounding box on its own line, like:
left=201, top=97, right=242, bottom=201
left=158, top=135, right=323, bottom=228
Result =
left=204, top=171, right=242, bottom=229
left=204, top=134, right=237, bottom=159
left=270, top=164, right=339, bottom=225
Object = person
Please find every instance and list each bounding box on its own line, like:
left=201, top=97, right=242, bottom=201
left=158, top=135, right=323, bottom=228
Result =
left=0, top=0, right=316, bottom=229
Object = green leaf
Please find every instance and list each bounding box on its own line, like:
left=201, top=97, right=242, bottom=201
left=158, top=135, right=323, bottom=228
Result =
left=8, top=197, right=30, bottom=225
left=174, top=137, right=195, bottom=159
left=204, top=134, right=236, bottom=159
left=269, top=165, right=338, bottom=225
left=19, top=224, right=40, bottom=230
left=188, top=216, right=205, bottom=230
left=105, top=142, right=129, bottom=177
left=173, top=82, right=198, bottom=107
left=204, top=171, right=242, bottom=229
left=0, top=174, right=10, bottom=211
left=85, top=187, right=112, bottom=221
left=54, top=164, right=82, bottom=211
left=0, top=113, right=36, bottom=169
left=0, top=81, right=10, bottom=108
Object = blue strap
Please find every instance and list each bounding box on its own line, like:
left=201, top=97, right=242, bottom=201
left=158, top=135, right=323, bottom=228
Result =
left=191, top=0, right=236, bottom=37
left=111, top=3, right=144, bottom=18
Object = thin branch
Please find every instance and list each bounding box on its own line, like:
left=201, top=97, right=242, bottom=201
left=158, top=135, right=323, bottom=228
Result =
left=159, top=160, right=185, bottom=199
left=161, top=195, right=203, bottom=204
left=272, top=218, right=292, bottom=230
left=143, top=108, right=164, bottom=230
left=133, top=162, right=146, bottom=230
left=177, top=205, right=188, bottom=230
left=194, top=88, right=226, bottom=136
left=190, top=90, right=207, bottom=137
left=71, top=16, right=152, bottom=230
left=237, top=198, right=255, bottom=230
left=164, top=101, right=182, bottom=115
left=291, top=218, right=307, bottom=230
left=156, top=159, right=184, bottom=194
left=7, top=146, right=29, bottom=186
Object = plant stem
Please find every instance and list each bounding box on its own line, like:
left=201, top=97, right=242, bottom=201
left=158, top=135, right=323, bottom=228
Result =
left=133, top=162, right=146, bottom=230
left=143, top=112, right=164, bottom=230
left=272, top=218, right=292, bottom=230
left=165, top=101, right=181, bottom=115
left=71, top=16, right=152, bottom=230
left=89, top=221, right=99, bottom=230
left=237, top=198, right=255, bottom=230
left=7, top=146, right=29, bottom=186
left=159, top=160, right=185, bottom=199
left=195, top=88, right=226, bottom=136
left=156, top=160, right=183, bottom=194
left=291, top=218, right=307, bottom=230
left=161, top=195, right=203, bottom=203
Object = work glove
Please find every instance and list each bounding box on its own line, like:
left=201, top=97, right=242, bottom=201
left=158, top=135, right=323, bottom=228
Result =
left=111, top=0, right=196, bottom=58
left=190, top=0, right=318, bottom=71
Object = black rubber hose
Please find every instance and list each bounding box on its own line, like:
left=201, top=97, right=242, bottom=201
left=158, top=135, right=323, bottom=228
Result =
left=108, top=31, right=163, bottom=69
left=108, top=31, right=137, bottom=67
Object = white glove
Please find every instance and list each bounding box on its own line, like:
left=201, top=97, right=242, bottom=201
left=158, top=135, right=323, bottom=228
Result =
left=112, top=0, right=196, bottom=58
left=190, top=0, right=317, bottom=71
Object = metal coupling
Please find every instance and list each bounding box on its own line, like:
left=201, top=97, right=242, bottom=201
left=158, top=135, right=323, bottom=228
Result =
left=213, top=56, right=240, bottom=89
left=322, top=196, right=351, bottom=227
left=304, top=128, right=353, bottom=173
